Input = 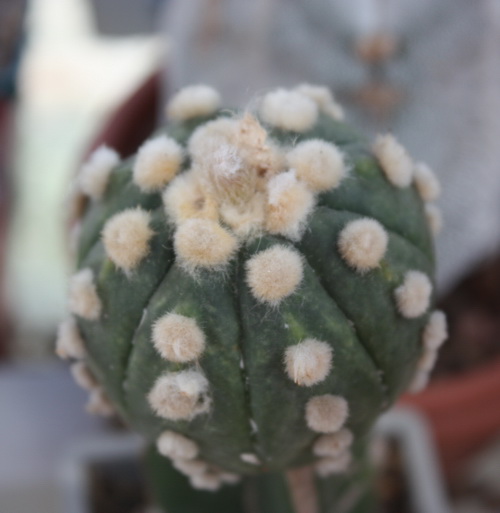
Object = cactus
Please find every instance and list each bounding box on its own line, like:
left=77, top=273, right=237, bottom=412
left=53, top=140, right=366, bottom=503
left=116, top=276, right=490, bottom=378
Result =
left=57, top=84, right=447, bottom=512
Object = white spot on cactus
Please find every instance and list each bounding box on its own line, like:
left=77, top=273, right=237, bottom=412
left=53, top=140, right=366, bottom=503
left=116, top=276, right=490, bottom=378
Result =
left=395, top=270, right=432, bottom=319
left=79, top=145, right=119, bottom=200
left=86, top=387, right=114, bottom=416
left=167, top=85, right=221, bottom=121
left=240, top=453, right=260, bottom=465
left=69, top=268, right=102, bottom=320
left=102, top=208, right=154, bottom=273
left=133, top=135, right=184, bottom=192
left=423, top=311, right=448, bottom=351
left=173, top=459, right=209, bottom=476
left=408, top=369, right=430, bottom=393
left=188, top=117, right=240, bottom=161
left=174, top=219, right=238, bottom=273
left=315, top=451, right=352, bottom=477
left=55, top=317, right=86, bottom=359
left=287, top=139, right=346, bottom=192
left=284, top=339, right=333, bottom=386
left=425, top=204, right=443, bottom=236
left=250, top=419, right=258, bottom=433
left=259, top=89, right=318, bottom=132
left=373, top=134, right=413, bottom=188
left=152, top=313, right=206, bottom=363
left=265, top=170, right=315, bottom=240
left=295, top=84, right=345, bottom=120
left=417, top=347, right=438, bottom=373
left=190, top=472, right=222, bottom=491
left=148, top=370, right=211, bottom=421
left=70, top=362, right=98, bottom=391
left=245, top=245, right=304, bottom=306
left=338, top=218, right=388, bottom=272
left=157, top=430, right=199, bottom=460
left=313, top=428, right=354, bottom=458
left=413, top=162, right=441, bottom=202
left=219, top=472, right=241, bottom=484
left=306, top=395, right=349, bottom=433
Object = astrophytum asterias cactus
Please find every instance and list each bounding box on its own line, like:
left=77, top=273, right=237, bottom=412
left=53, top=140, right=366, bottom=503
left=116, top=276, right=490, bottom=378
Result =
left=57, top=84, right=447, bottom=512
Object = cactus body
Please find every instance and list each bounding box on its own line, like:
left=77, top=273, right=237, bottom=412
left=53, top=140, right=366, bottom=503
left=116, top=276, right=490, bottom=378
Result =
left=58, top=85, right=446, bottom=510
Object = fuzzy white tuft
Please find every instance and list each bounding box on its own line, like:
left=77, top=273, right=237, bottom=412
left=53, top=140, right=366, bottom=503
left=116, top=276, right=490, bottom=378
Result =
left=148, top=370, right=211, bottom=421
left=373, top=134, right=413, bottom=188
left=174, top=219, right=238, bottom=272
left=338, top=218, right=388, bottom=272
left=413, top=163, right=441, bottom=202
left=55, top=317, right=86, bottom=359
left=395, top=270, right=432, bottom=319
left=245, top=245, right=304, bottom=306
left=313, top=429, right=354, bottom=458
left=187, top=117, right=239, bottom=162
left=219, top=472, right=241, bottom=484
left=152, top=313, right=205, bottom=363
left=157, top=430, right=199, bottom=460
left=315, top=451, right=352, bottom=477
left=284, top=339, right=333, bottom=386
left=102, top=208, right=154, bottom=273
left=79, top=146, right=119, bottom=200
left=287, top=139, right=346, bottom=192
left=190, top=472, right=222, bottom=492
left=408, top=369, right=430, bottom=393
left=240, top=453, right=260, bottom=465
left=417, top=347, right=438, bottom=373
left=86, top=388, right=114, bottom=416
left=69, top=268, right=102, bottom=320
left=70, top=362, right=97, bottom=391
left=259, top=89, right=318, bottom=132
left=167, top=85, right=221, bottom=121
left=425, top=204, right=443, bottom=236
left=306, top=395, right=349, bottom=433
left=295, top=84, right=345, bottom=120
left=133, top=136, right=184, bottom=192
left=423, top=310, right=448, bottom=351
left=265, top=170, right=315, bottom=240
left=173, top=459, right=209, bottom=476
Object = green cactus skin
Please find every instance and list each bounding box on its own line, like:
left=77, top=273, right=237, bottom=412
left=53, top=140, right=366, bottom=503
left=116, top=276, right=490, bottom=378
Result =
left=58, top=85, right=443, bottom=512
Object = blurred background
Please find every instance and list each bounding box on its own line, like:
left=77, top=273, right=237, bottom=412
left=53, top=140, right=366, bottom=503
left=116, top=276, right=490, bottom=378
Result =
left=1, top=1, right=500, bottom=512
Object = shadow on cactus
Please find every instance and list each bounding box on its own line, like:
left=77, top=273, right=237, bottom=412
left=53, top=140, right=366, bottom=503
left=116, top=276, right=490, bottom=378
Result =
left=57, top=84, right=447, bottom=513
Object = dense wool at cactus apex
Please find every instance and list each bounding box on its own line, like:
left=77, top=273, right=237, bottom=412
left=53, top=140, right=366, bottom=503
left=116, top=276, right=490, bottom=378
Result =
left=57, top=84, right=447, bottom=493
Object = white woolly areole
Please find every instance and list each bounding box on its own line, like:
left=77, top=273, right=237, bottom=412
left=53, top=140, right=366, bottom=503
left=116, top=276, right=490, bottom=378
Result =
left=219, top=472, right=241, bottom=484
left=133, top=135, right=184, bottom=192
left=86, top=388, right=114, bottom=417
left=173, top=459, right=209, bottom=476
left=55, top=317, right=86, bottom=359
left=287, top=139, right=346, bottom=192
left=240, top=453, right=260, bottom=465
left=157, top=431, right=199, bottom=460
left=408, top=369, right=430, bottom=394
left=148, top=370, right=211, bottom=421
left=69, top=268, right=102, bottom=320
left=190, top=472, right=222, bottom=492
left=315, top=451, right=352, bottom=477
left=259, top=89, right=318, bottom=132
left=102, top=208, right=154, bottom=273
left=245, top=245, right=304, bottom=306
left=423, top=311, right=448, bottom=351
left=413, top=162, right=441, bottom=202
left=265, top=170, right=315, bottom=240
left=152, top=313, right=205, bottom=363
left=306, top=395, right=349, bottom=433
left=313, top=429, right=354, bottom=458
left=425, top=204, right=443, bottom=236
left=174, top=219, right=238, bottom=272
left=373, top=134, right=413, bottom=188
left=284, top=339, right=333, bottom=386
left=295, top=84, right=345, bottom=120
left=417, top=347, right=438, bottom=373
left=79, top=145, right=119, bottom=200
left=395, top=270, right=432, bottom=319
left=70, top=362, right=97, bottom=391
left=167, top=85, right=221, bottom=121
left=338, top=218, right=388, bottom=272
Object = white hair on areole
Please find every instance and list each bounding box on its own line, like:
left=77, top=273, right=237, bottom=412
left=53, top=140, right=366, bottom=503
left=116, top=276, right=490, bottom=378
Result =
left=157, top=430, right=199, bottom=461
left=338, top=218, right=388, bottom=273
left=305, top=395, right=349, bottom=433
left=259, top=89, right=318, bottom=132
left=133, top=135, right=184, bottom=192
left=425, top=204, right=443, bottom=236
left=413, top=162, right=441, bottom=202
left=55, top=317, right=86, bottom=359
left=70, top=361, right=98, bottom=391
left=173, top=458, right=209, bottom=477
left=167, top=85, right=221, bottom=121
left=395, top=270, right=432, bottom=319
left=284, top=339, right=333, bottom=386
left=69, top=268, right=102, bottom=320
left=190, top=472, right=223, bottom=492
left=373, top=134, right=413, bottom=188
left=294, top=83, right=345, bottom=120
left=422, top=310, right=448, bottom=351
left=240, top=453, right=260, bottom=465
left=313, top=429, right=354, bottom=458
left=315, top=451, right=352, bottom=477
left=79, top=145, right=119, bottom=200
left=407, top=369, right=430, bottom=394
left=86, top=387, right=114, bottom=416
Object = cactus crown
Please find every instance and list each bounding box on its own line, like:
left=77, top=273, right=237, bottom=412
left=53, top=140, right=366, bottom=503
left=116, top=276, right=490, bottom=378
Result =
left=57, top=84, right=446, bottom=494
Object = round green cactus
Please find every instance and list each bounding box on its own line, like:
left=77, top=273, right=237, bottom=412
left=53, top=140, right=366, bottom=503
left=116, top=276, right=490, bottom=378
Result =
left=57, top=84, right=447, bottom=511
